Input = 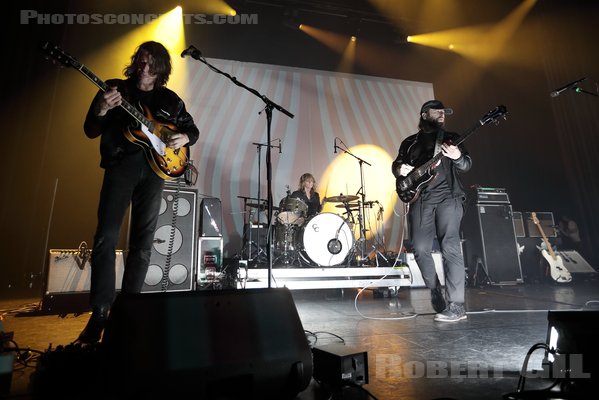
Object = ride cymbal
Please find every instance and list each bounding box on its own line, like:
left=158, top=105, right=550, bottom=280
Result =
left=324, top=194, right=359, bottom=203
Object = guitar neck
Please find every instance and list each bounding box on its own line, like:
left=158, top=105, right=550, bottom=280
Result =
left=77, top=64, right=153, bottom=130
left=533, top=217, right=557, bottom=260
left=413, top=120, right=481, bottom=174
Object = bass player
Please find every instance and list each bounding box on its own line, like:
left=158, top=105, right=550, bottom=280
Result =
left=391, top=100, right=471, bottom=322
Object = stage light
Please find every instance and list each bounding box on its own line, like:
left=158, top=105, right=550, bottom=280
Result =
left=350, top=35, right=356, bottom=42
left=542, top=310, right=598, bottom=387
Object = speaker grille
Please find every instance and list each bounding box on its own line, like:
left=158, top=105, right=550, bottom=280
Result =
left=142, top=189, right=197, bottom=293
left=462, top=203, right=523, bottom=285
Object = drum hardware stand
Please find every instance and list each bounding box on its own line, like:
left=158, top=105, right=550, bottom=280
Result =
left=368, top=245, right=389, bottom=267
left=333, top=140, right=372, bottom=266
left=392, top=203, right=410, bottom=268
left=184, top=47, right=293, bottom=288
left=237, top=195, right=267, bottom=262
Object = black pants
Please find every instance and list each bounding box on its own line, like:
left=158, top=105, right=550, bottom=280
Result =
left=89, top=152, right=164, bottom=307
left=409, top=197, right=465, bottom=303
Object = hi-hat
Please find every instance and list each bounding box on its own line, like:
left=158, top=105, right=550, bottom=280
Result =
left=247, top=202, right=279, bottom=211
left=335, top=203, right=359, bottom=210
left=324, top=194, right=359, bottom=203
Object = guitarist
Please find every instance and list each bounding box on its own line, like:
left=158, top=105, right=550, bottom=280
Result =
left=391, top=100, right=471, bottom=322
left=77, top=41, right=200, bottom=344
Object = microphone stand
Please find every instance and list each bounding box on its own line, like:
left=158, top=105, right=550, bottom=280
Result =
left=252, top=140, right=280, bottom=263
left=184, top=49, right=294, bottom=288
left=335, top=142, right=372, bottom=265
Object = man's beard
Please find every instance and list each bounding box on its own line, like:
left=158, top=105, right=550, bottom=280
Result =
left=419, top=117, right=445, bottom=132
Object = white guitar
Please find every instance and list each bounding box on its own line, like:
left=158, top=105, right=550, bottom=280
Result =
left=531, top=212, right=572, bottom=283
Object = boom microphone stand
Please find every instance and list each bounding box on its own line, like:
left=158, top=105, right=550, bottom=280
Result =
left=182, top=46, right=294, bottom=287
left=334, top=139, right=372, bottom=265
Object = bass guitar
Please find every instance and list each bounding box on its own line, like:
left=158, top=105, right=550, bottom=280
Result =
left=531, top=212, right=572, bottom=283
left=395, top=105, right=508, bottom=203
left=41, top=42, right=189, bottom=181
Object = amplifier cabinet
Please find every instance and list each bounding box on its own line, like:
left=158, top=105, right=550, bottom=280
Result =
left=42, top=248, right=125, bottom=314
left=524, top=211, right=557, bottom=238
left=462, top=203, right=523, bottom=285
left=45, top=249, right=125, bottom=294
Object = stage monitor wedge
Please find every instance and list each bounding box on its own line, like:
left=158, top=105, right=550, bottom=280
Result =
left=102, top=288, right=313, bottom=399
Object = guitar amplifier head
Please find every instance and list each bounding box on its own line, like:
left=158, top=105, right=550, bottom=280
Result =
left=469, top=187, right=510, bottom=204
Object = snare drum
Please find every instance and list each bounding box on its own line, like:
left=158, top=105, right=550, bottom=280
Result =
left=297, top=212, right=354, bottom=266
left=277, top=196, right=308, bottom=225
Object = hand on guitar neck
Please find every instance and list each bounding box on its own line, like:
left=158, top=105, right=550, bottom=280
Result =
left=531, top=212, right=572, bottom=283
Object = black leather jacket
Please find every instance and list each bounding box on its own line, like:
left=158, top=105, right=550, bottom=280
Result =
left=84, top=78, right=200, bottom=169
left=392, top=129, right=472, bottom=200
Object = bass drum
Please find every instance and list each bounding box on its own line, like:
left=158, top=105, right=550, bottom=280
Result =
left=298, top=213, right=354, bottom=267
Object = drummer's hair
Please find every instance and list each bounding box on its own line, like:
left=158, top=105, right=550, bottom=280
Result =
left=298, top=173, right=317, bottom=194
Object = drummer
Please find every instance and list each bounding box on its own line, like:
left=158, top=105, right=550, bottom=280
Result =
left=289, top=173, right=322, bottom=218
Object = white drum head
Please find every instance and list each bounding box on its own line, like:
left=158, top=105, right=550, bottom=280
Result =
left=300, top=213, right=354, bottom=266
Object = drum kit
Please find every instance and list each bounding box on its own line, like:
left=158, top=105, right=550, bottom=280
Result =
left=270, top=193, right=364, bottom=267
left=241, top=191, right=378, bottom=267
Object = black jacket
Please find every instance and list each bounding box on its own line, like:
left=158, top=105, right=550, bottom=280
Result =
left=392, top=129, right=472, bottom=200
left=84, top=78, right=200, bottom=169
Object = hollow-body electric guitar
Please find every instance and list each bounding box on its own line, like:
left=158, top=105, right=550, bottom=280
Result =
left=531, top=212, right=572, bottom=283
left=395, top=105, right=508, bottom=203
left=41, top=42, right=188, bottom=180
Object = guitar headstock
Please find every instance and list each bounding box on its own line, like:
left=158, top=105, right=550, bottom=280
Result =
left=40, top=41, right=81, bottom=69
left=531, top=212, right=540, bottom=225
left=480, top=105, right=508, bottom=126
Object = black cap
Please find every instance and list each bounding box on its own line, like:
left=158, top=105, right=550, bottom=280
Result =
left=420, top=100, right=453, bottom=115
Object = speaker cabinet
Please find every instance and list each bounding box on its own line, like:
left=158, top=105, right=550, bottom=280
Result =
left=524, top=211, right=557, bottom=237
left=142, top=189, right=198, bottom=293
left=41, top=249, right=125, bottom=314
left=200, top=198, right=223, bottom=236
left=462, top=203, right=523, bottom=285
left=512, top=211, right=526, bottom=238
left=102, top=288, right=313, bottom=399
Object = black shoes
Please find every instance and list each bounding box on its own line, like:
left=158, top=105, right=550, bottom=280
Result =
left=431, top=286, right=446, bottom=313
left=77, top=305, right=110, bottom=344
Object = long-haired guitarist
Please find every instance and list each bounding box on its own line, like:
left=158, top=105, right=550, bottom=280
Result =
left=391, top=100, right=471, bottom=322
left=77, top=41, right=200, bottom=344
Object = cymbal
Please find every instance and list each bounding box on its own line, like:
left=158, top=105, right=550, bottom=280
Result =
left=247, top=202, right=279, bottom=211
left=324, top=194, right=359, bottom=203
left=335, top=203, right=359, bottom=209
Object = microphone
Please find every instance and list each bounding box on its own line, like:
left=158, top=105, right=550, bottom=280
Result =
left=181, top=45, right=202, bottom=58
left=279, top=138, right=282, bottom=153
left=550, top=77, right=587, bottom=97
left=333, top=137, right=337, bottom=153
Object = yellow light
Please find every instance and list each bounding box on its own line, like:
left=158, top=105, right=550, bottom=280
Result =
left=350, top=36, right=356, bottom=42
left=406, top=36, right=412, bottom=42
left=449, top=44, right=454, bottom=50
left=320, top=144, right=395, bottom=240
left=299, top=23, right=304, bottom=30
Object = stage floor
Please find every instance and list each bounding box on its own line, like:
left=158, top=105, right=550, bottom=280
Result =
left=2, top=274, right=598, bottom=399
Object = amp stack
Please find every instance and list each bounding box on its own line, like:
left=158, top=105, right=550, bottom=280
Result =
left=461, top=187, right=524, bottom=285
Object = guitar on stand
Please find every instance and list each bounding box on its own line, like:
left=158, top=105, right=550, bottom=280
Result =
left=531, top=212, right=572, bottom=283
